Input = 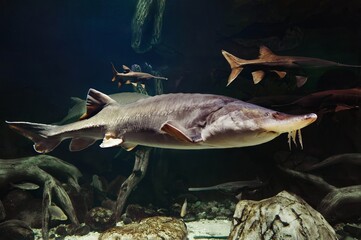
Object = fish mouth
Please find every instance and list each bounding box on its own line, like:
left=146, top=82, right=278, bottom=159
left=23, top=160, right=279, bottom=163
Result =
left=262, top=112, right=317, bottom=149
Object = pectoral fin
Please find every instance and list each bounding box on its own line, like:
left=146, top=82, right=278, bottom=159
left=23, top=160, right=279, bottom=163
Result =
left=100, top=133, right=123, bottom=148
left=69, top=137, right=97, bottom=151
left=295, top=75, right=308, bottom=87
left=161, top=121, right=202, bottom=143
left=335, top=104, right=355, bottom=112
left=251, top=70, right=265, bottom=84
left=121, top=143, right=138, bottom=151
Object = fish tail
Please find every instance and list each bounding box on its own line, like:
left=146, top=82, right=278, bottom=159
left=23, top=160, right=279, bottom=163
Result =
left=6, top=121, right=61, bottom=153
left=111, top=62, right=119, bottom=82
left=221, top=50, right=245, bottom=86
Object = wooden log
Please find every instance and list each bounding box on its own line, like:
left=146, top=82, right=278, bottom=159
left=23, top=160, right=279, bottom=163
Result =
left=115, top=147, right=151, bottom=221
left=0, top=155, right=81, bottom=240
left=281, top=166, right=361, bottom=222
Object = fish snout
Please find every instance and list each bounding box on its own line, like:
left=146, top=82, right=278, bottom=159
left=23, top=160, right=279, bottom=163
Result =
left=264, top=112, right=317, bottom=133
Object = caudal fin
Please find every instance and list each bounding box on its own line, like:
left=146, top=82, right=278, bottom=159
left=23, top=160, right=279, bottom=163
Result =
left=6, top=121, right=61, bottom=153
left=221, top=50, right=245, bottom=86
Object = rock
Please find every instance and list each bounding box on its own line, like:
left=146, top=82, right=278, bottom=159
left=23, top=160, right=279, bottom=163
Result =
left=99, top=216, right=187, bottom=240
left=101, top=199, right=116, bottom=211
left=72, top=224, right=91, bottom=236
left=2, top=190, right=43, bottom=228
left=343, top=224, right=361, bottom=239
left=0, top=219, right=34, bottom=240
left=61, top=223, right=90, bottom=236
left=124, top=204, right=157, bottom=222
left=55, top=225, right=68, bottom=236
left=84, top=207, right=115, bottom=232
left=229, top=191, right=337, bottom=240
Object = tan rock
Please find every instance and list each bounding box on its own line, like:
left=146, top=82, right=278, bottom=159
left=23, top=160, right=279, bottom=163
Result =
left=99, top=216, right=187, bottom=240
left=229, top=191, right=337, bottom=240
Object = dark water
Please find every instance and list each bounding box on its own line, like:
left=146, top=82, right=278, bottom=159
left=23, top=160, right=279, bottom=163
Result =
left=0, top=0, right=361, bottom=229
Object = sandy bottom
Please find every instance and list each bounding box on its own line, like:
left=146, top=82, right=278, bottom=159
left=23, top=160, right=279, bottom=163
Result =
left=34, top=219, right=232, bottom=240
left=187, top=219, right=231, bottom=239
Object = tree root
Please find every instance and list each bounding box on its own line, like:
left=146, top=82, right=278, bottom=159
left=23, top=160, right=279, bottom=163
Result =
left=115, top=147, right=151, bottom=221
left=280, top=166, right=361, bottom=222
left=302, top=153, right=361, bottom=171
left=0, top=155, right=81, bottom=240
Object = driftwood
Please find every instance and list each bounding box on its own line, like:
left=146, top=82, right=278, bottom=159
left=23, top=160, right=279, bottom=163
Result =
left=302, top=153, right=361, bottom=171
left=0, top=200, right=5, bottom=221
left=229, top=191, right=337, bottom=240
left=280, top=166, right=361, bottom=222
left=115, top=147, right=151, bottom=221
left=0, top=219, right=34, bottom=240
left=0, top=155, right=81, bottom=240
left=188, top=179, right=264, bottom=192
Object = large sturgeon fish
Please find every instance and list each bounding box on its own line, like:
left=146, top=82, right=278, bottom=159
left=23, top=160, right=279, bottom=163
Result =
left=6, top=89, right=317, bottom=153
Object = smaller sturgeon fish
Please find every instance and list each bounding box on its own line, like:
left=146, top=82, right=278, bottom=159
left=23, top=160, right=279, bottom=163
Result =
left=111, top=63, right=168, bottom=88
left=6, top=89, right=317, bottom=153
left=222, top=45, right=361, bottom=87
left=188, top=179, right=264, bottom=193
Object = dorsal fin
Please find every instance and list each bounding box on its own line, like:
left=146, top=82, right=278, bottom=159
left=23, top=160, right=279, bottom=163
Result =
left=259, top=45, right=276, bottom=59
left=122, top=65, right=132, bottom=73
left=79, top=89, right=117, bottom=120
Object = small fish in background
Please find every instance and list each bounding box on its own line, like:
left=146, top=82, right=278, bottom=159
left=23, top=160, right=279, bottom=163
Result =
left=10, top=182, right=40, bottom=191
left=276, top=87, right=361, bottom=114
left=222, top=45, right=361, bottom=88
left=111, top=63, right=168, bottom=89
left=188, top=179, right=264, bottom=193
left=49, top=204, right=67, bottom=221
left=180, top=198, right=187, bottom=218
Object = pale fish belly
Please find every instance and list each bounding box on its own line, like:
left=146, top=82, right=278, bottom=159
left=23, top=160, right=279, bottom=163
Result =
left=123, top=130, right=280, bottom=149
left=201, top=130, right=280, bottom=148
